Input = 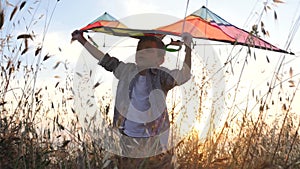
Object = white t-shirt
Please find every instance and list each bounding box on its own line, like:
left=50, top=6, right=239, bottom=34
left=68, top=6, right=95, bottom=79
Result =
left=124, top=75, right=169, bottom=148
left=124, top=75, right=152, bottom=137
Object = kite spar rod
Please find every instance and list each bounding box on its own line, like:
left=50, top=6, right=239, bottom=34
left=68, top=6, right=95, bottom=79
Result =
left=164, top=0, right=190, bottom=52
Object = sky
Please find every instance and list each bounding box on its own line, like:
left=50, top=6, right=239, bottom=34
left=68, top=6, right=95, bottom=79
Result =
left=47, top=0, right=300, bottom=131
left=26, top=0, right=298, bottom=85
left=3, top=0, right=299, bottom=63
left=3, top=0, right=300, bottom=126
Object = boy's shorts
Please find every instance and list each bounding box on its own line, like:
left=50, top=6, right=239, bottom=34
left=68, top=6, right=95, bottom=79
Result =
left=119, top=131, right=163, bottom=158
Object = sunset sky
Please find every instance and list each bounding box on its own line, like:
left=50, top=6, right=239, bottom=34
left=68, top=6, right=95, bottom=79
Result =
left=4, top=0, right=300, bottom=124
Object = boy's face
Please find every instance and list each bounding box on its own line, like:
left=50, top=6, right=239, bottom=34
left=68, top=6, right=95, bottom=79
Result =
left=136, top=41, right=164, bottom=69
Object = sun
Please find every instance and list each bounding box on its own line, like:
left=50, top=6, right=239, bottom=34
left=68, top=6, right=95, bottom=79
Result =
left=193, top=121, right=202, bottom=132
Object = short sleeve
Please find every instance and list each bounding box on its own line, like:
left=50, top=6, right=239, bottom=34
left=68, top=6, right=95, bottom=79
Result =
left=160, top=67, right=191, bottom=91
left=98, top=53, right=120, bottom=72
left=98, top=53, right=137, bottom=80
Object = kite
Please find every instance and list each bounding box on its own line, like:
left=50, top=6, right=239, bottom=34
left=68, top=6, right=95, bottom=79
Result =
left=80, top=6, right=293, bottom=54
left=80, top=12, right=167, bottom=38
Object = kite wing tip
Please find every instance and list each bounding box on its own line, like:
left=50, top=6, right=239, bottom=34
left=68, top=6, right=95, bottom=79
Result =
left=281, top=49, right=295, bottom=55
left=289, top=51, right=295, bottom=55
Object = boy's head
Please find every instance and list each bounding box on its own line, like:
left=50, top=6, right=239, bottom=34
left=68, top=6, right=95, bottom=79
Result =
left=135, top=36, right=166, bottom=68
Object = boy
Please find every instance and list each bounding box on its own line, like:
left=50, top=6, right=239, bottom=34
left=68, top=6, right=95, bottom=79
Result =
left=72, top=30, right=192, bottom=155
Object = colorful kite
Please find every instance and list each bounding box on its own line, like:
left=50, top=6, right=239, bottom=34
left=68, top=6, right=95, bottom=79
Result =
left=80, top=12, right=167, bottom=38
left=80, top=6, right=292, bottom=54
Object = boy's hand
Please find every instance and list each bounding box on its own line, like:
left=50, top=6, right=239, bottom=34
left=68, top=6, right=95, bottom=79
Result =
left=181, top=32, right=193, bottom=47
left=71, top=30, right=84, bottom=43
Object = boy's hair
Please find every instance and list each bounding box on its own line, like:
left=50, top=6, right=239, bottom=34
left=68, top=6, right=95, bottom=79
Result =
left=137, top=36, right=166, bottom=58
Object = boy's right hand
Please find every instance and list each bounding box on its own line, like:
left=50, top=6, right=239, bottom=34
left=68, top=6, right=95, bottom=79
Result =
left=71, top=30, right=84, bottom=42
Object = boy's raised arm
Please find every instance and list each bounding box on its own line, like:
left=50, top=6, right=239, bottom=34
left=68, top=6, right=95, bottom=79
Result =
left=71, top=30, right=105, bottom=61
left=181, top=32, right=192, bottom=73
left=164, top=32, right=193, bottom=88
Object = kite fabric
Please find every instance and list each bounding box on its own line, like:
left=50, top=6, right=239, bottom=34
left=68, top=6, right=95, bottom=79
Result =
left=80, top=12, right=167, bottom=38
left=80, top=12, right=127, bottom=30
left=80, top=6, right=292, bottom=54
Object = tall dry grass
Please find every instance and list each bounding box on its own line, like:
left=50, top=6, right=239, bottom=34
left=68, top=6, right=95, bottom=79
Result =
left=0, top=0, right=299, bottom=169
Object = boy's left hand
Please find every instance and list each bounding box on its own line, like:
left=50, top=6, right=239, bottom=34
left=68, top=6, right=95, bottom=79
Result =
left=181, top=32, right=193, bottom=47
